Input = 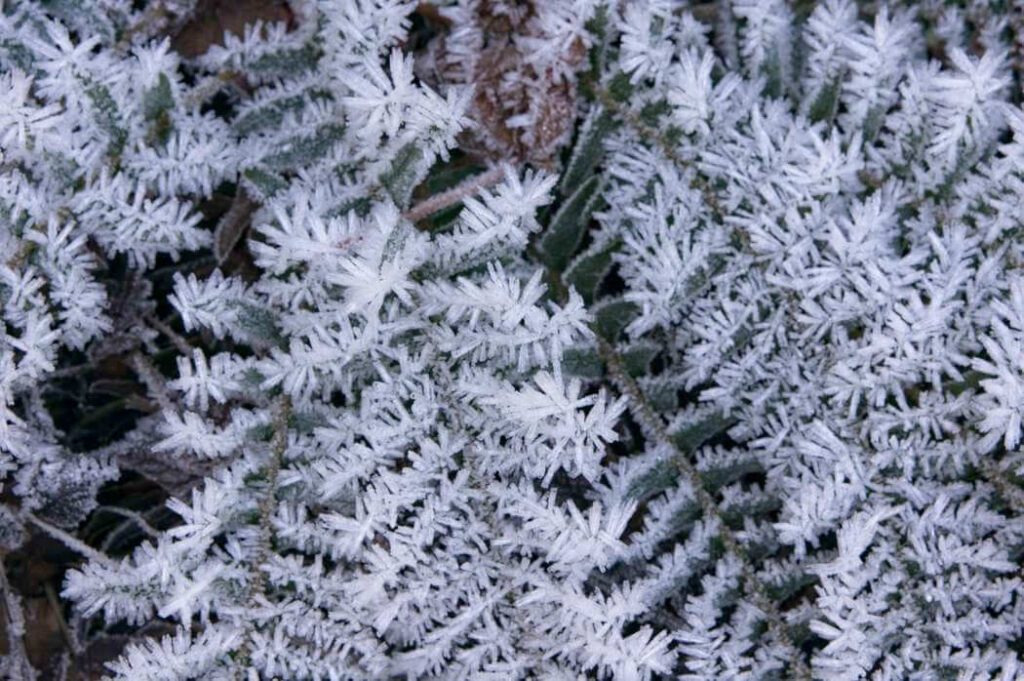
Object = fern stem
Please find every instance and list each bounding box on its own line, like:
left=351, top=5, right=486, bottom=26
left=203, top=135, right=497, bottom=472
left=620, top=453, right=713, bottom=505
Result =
left=403, top=165, right=506, bottom=223
left=546, top=85, right=812, bottom=677
left=23, top=512, right=112, bottom=566
left=235, top=394, right=291, bottom=676
left=0, top=565, right=38, bottom=681
left=144, top=314, right=193, bottom=356
left=95, top=505, right=160, bottom=539
left=131, top=351, right=175, bottom=414
left=597, top=340, right=811, bottom=679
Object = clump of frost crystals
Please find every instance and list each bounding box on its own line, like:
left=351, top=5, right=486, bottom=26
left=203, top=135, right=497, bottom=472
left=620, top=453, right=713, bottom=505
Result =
left=546, top=0, right=1024, bottom=679
left=64, top=164, right=642, bottom=678
left=55, top=0, right=641, bottom=665
left=13, top=0, right=1020, bottom=678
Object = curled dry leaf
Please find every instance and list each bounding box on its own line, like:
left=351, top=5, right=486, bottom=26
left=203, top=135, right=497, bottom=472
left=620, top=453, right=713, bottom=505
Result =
left=419, top=0, right=589, bottom=168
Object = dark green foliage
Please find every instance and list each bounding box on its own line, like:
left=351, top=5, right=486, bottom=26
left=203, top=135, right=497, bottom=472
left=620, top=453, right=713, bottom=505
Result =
left=562, top=346, right=605, bottom=379
left=241, top=367, right=267, bottom=391
left=583, top=4, right=610, bottom=82
left=380, top=143, right=426, bottom=208
left=699, top=455, right=764, bottom=494
left=0, top=38, right=35, bottom=70
left=143, top=74, right=174, bottom=121
left=83, top=78, right=128, bottom=160
left=621, top=341, right=660, bottom=377
left=808, top=75, right=842, bottom=125
left=381, top=221, right=412, bottom=263
left=243, top=166, right=288, bottom=199
left=762, top=47, right=785, bottom=99
left=765, top=571, right=819, bottom=605
left=420, top=155, right=483, bottom=196
left=662, top=125, right=685, bottom=148
left=233, top=89, right=332, bottom=136
left=143, top=73, right=175, bottom=147
left=671, top=411, right=738, bottom=454
left=262, top=123, right=347, bottom=172
left=863, top=104, right=886, bottom=142
left=38, top=0, right=119, bottom=41
left=639, top=99, right=671, bottom=127
left=721, top=495, right=782, bottom=528
left=592, top=297, right=640, bottom=341
left=327, top=196, right=373, bottom=219
left=560, top=108, right=618, bottom=196
left=642, top=376, right=681, bottom=412
left=246, top=422, right=274, bottom=441
left=662, top=499, right=703, bottom=539
left=565, top=238, right=620, bottom=304
left=289, top=410, right=328, bottom=434
left=607, top=71, right=635, bottom=103
left=541, top=175, right=605, bottom=271
left=627, top=456, right=680, bottom=502
left=248, top=41, right=323, bottom=78
left=231, top=301, right=286, bottom=349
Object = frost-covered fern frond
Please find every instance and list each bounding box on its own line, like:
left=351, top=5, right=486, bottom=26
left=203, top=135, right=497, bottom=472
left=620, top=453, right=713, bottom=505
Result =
left=1, top=0, right=1022, bottom=680
left=540, top=0, right=1024, bottom=678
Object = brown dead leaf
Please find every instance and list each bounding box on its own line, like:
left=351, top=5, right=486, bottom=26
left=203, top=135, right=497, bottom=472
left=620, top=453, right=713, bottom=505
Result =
left=420, top=0, right=588, bottom=168
left=171, top=0, right=294, bottom=58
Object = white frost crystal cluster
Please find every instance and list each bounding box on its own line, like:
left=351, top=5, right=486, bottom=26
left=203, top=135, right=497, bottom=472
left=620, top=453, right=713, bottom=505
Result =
left=1, top=0, right=1022, bottom=679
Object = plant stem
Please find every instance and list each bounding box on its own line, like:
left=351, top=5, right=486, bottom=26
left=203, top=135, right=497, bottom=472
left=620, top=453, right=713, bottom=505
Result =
left=234, top=394, right=291, bottom=677
left=539, top=87, right=812, bottom=677
left=23, top=512, right=112, bottom=566
left=0, top=564, right=38, bottom=681
left=403, top=165, right=506, bottom=223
